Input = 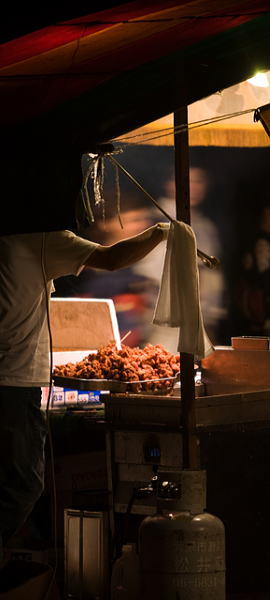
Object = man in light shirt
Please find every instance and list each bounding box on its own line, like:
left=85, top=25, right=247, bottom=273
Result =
left=0, top=223, right=168, bottom=563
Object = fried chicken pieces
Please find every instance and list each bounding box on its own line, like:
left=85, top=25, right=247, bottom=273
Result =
left=53, top=342, right=180, bottom=393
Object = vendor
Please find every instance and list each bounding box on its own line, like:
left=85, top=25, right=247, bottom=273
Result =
left=0, top=223, right=169, bottom=564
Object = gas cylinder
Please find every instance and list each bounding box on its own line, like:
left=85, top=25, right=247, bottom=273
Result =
left=139, top=470, right=225, bottom=600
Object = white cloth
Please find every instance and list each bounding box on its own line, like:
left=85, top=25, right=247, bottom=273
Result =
left=0, top=230, right=98, bottom=387
left=153, top=220, right=214, bottom=359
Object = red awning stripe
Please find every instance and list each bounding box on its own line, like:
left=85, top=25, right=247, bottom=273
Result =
left=0, top=1, right=183, bottom=68
left=1, top=0, right=267, bottom=70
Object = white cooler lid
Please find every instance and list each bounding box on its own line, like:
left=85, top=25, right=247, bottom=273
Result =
left=50, top=297, right=121, bottom=354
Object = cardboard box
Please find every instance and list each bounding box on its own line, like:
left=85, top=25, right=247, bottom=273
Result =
left=4, top=548, right=51, bottom=565
left=46, top=452, right=107, bottom=493
left=202, top=345, right=270, bottom=395
left=231, top=336, right=270, bottom=350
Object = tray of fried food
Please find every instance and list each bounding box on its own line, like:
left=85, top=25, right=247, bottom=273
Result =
left=53, top=342, right=180, bottom=394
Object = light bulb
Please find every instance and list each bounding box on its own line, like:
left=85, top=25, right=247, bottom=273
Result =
left=247, top=72, right=269, bottom=88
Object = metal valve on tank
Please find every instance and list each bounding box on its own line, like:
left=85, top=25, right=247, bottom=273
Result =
left=138, top=469, right=225, bottom=600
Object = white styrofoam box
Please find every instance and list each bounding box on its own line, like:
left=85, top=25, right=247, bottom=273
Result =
left=50, top=297, right=121, bottom=352
left=42, top=297, right=121, bottom=407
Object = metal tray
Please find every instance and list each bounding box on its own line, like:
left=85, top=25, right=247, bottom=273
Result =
left=53, top=375, right=128, bottom=392
left=53, top=373, right=180, bottom=394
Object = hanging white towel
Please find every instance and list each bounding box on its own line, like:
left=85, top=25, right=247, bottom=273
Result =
left=153, top=220, right=214, bottom=359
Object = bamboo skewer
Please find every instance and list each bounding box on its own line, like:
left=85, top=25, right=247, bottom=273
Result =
left=120, top=330, right=132, bottom=344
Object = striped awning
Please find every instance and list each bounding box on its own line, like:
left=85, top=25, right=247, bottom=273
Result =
left=1, top=1, right=270, bottom=146
left=1, top=1, right=269, bottom=233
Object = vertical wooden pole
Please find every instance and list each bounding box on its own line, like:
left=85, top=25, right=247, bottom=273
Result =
left=174, top=107, right=199, bottom=470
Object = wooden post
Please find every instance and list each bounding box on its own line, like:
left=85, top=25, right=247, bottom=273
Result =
left=174, top=107, right=199, bottom=470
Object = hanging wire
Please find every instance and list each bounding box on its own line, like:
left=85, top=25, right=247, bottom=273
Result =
left=107, top=154, right=219, bottom=269
left=79, top=102, right=261, bottom=264
left=80, top=146, right=219, bottom=268
left=78, top=103, right=265, bottom=265
left=51, top=11, right=270, bottom=27
left=112, top=107, right=256, bottom=145
left=115, top=162, right=124, bottom=229
left=81, top=155, right=95, bottom=223
left=80, top=139, right=236, bottom=268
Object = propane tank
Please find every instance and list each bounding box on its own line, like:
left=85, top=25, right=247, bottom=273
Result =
left=139, top=470, right=225, bottom=600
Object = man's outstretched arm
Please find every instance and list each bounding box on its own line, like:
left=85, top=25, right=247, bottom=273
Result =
left=85, top=223, right=169, bottom=271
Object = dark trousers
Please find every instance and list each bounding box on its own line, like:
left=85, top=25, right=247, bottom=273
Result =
left=0, top=387, right=47, bottom=551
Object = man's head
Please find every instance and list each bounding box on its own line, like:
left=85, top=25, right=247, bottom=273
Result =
left=162, top=165, right=210, bottom=208
left=189, top=167, right=209, bottom=207
left=254, top=236, right=270, bottom=272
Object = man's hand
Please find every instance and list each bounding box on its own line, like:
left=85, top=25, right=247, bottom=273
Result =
left=157, top=222, right=170, bottom=240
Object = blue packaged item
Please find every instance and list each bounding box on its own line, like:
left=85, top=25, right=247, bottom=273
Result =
left=77, top=391, right=101, bottom=405
left=51, top=387, right=65, bottom=407
left=51, top=386, right=102, bottom=408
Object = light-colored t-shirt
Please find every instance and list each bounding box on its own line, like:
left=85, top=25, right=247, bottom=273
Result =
left=0, top=230, right=99, bottom=387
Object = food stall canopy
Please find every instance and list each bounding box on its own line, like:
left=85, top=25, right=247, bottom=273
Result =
left=1, top=0, right=270, bottom=234
left=121, top=74, right=270, bottom=147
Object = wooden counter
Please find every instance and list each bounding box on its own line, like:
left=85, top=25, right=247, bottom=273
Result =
left=105, top=388, right=270, bottom=431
